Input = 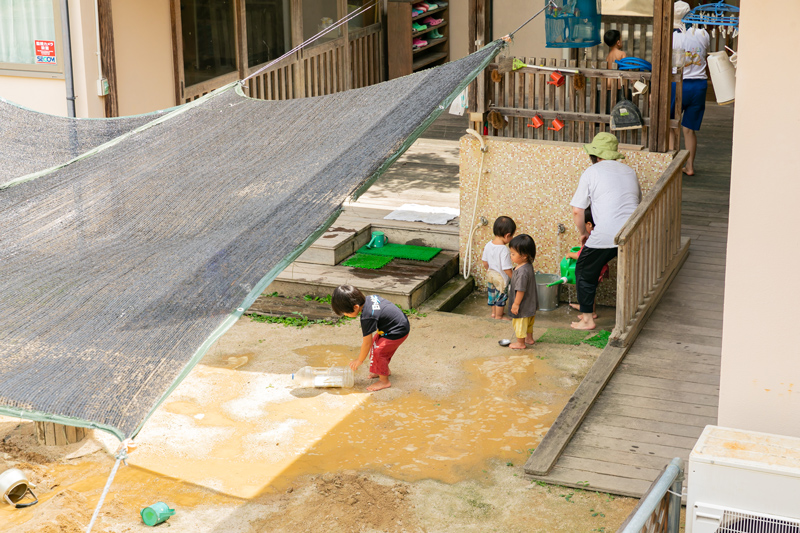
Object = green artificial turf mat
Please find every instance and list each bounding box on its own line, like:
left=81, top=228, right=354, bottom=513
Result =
left=341, top=254, right=393, bottom=269
left=356, top=243, right=441, bottom=262
left=536, top=328, right=590, bottom=346
left=582, top=329, right=611, bottom=349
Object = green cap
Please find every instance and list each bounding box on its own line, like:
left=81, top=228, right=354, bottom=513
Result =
left=583, top=132, right=625, bottom=160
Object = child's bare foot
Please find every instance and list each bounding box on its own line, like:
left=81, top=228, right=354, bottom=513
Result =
left=577, top=313, right=598, bottom=319
left=369, top=372, right=391, bottom=378
left=367, top=378, right=391, bottom=391
left=525, top=336, right=535, bottom=346
left=509, top=341, right=527, bottom=350
left=501, top=316, right=512, bottom=321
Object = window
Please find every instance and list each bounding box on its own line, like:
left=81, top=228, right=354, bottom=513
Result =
left=181, top=0, right=238, bottom=87
left=0, top=0, right=63, bottom=77
left=347, top=0, right=377, bottom=31
left=303, top=0, right=340, bottom=42
left=245, top=0, right=291, bottom=67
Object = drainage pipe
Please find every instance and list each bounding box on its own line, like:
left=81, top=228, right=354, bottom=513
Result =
left=59, top=0, right=76, bottom=117
left=462, top=129, right=489, bottom=279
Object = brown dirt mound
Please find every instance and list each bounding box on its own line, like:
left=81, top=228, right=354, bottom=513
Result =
left=252, top=471, right=420, bottom=533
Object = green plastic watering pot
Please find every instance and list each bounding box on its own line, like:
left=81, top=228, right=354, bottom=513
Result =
left=547, top=246, right=581, bottom=287
left=366, top=231, right=387, bottom=249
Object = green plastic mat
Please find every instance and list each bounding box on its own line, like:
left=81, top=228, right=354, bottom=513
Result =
left=536, top=328, right=590, bottom=346
left=341, top=253, right=393, bottom=269
left=582, top=329, right=611, bottom=349
left=356, top=243, right=441, bottom=261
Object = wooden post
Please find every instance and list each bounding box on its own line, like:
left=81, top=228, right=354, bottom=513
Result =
left=169, top=0, right=185, bottom=104
left=340, top=0, right=352, bottom=91
left=98, top=0, right=118, bottom=117
left=290, top=0, right=304, bottom=98
left=648, top=0, right=674, bottom=152
left=468, top=0, right=490, bottom=132
left=35, top=422, right=87, bottom=446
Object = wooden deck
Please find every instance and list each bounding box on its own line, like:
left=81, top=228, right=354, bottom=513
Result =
left=528, top=103, right=733, bottom=497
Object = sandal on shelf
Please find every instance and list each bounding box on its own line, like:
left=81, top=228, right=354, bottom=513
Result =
left=412, top=22, right=427, bottom=32
left=423, top=16, right=443, bottom=26
left=412, top=38, right=428, bottom=50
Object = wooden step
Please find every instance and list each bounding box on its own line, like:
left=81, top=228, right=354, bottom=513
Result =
left=266, top=251, right=459, bottom=309
left=296, top=220, right=372, bottom=266
left=343, top=205, right=459, bottom=251
left=296, top=207, right=459, bottom=266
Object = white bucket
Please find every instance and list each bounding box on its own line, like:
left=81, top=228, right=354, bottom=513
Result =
left=707, top=51, right=735, bottom=105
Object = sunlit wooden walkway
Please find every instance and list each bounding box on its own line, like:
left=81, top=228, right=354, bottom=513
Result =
left=529, top=103, right=733, bottom=497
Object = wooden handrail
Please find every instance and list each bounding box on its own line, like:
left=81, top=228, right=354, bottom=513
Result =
left=488, top=64, right=682, bottom=83
left=615, top=150, right=688, bottom=245
left=489, top=106, right=681, bottom=129
left=610, top=149, right=691, bottom=347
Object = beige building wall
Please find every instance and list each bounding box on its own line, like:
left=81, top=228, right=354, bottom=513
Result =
left=0, top=77, right=67, bottom=116
left=113, top=0, right=175, bottom=115
left=718, top=2, right=800, bottom=437
left=449, top=0, right=469, bottom=60
left=449, top=0, right=550, bottom=61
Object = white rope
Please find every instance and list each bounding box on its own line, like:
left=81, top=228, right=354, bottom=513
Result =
left=242, top=0, right=378, bottom=84
left=85, top=440, right=135, bottom=533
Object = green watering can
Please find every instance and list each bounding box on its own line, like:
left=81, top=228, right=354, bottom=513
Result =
left=366, top=230, right=387, bottom=249
left=141, top=502, right=175, bottom=526
left=547, top=246, right=581, bottom=287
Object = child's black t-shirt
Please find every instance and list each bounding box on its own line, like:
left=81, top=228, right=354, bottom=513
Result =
left=360, top=295, right=410, bottom=340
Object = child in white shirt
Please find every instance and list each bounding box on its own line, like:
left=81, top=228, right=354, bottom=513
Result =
left=481, top=216, right=516, bottom=319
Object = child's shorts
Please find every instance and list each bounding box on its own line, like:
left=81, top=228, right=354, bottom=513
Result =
left=512, top=316, right=535, bottom=339
left=487, top=282, right=508, bottom=307
left=369, top=334, right=408, bottom=376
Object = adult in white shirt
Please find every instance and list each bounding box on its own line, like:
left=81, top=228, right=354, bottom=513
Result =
left=570, top=133, right=641, bottom=330
left=670, top=0, right=710, bottom=176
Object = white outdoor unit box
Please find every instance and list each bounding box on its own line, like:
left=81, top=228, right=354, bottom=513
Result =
left=687, top=425, right=800, bottom=533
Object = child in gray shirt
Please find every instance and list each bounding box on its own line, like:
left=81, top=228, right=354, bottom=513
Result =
left=506, top=234, right=538, bottom=349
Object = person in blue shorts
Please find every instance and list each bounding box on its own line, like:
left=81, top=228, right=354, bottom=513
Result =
left=670, top=1, right=710, bottom=176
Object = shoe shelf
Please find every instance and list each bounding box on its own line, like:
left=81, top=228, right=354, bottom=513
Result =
left=412, top=52, right=448, bottom=71
left=413, top=36, right=447, bottom=54
left=388, top=0, right=450, bottom=79
left=411, top=20, right=448, bottom=38
left=412, top=5, right=447, bottom=21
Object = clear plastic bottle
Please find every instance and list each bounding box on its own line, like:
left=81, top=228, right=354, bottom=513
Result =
left=292, top=366, right=354, bottom=388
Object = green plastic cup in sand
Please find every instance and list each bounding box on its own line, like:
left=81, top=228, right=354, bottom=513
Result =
left=141, top=501, right=175, bottom=526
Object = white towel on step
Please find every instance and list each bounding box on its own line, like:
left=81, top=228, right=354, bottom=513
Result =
left=384, top=204, right=459, bottom=225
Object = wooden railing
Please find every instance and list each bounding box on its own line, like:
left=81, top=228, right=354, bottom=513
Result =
left=482, top=58, right=681, bottom=147
left=609, top=150, right=691, bottom=347
left=349, top=24, right=382, bottom=89
left=301, top=38, right=348, bottom=97
left=183, top=23, right=384, bottom=104
left=245, top=60, right=299, bottom=101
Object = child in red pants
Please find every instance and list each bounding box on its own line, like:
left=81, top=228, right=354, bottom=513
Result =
left=331, top=285, right=410, bottom=392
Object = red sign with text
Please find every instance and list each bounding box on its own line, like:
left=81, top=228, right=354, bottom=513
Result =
left=35, top=40, right=56, bottom=64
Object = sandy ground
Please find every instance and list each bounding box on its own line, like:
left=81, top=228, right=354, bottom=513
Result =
left=0, top=306, right=637, bottom=532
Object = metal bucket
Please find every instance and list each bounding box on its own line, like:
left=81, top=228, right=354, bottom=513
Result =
left=0, top=468, right=37, bottom=507
left=536, top=273, right=561, bottom=311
